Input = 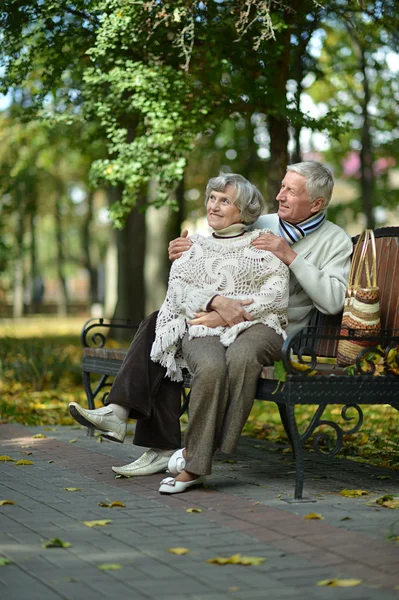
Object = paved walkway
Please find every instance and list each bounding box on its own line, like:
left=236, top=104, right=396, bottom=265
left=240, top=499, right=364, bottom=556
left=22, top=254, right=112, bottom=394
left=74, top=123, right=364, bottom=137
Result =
left=1, top=422, right=399, bottom=600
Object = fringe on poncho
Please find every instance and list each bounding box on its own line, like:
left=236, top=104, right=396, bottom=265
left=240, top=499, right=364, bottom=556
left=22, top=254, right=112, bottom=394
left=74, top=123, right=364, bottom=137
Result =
left=150, top=230, right=289, bottom=381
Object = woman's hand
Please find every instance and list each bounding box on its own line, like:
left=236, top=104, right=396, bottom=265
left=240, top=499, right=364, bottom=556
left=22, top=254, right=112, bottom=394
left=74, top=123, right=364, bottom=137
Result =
left=168, top=230, right=192, bottom=261
left=188, top=311, right=227, bottom=328
left=209, top=296, right=253, bottom=327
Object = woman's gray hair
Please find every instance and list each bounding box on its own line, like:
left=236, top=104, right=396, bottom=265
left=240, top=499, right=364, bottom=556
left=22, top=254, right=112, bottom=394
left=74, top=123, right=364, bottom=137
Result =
left=287, top=161, right=334, bottom=208
left=205, top=172, right=264, bottom=225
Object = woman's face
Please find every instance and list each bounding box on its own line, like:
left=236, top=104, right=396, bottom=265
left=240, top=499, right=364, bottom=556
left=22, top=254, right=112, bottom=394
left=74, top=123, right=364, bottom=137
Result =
left=206, top=185, right=241, bottom=230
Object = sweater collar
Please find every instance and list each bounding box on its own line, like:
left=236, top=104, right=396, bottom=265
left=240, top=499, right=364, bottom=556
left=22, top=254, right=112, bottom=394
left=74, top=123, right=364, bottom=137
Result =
left=212, top=223, right=246, bottom=239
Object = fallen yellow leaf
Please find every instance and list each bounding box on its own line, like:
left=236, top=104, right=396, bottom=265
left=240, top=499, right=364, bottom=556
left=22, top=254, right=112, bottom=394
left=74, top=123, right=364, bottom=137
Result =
left=98, top=501, right=125, bottom=508
left=64, top=488, right=82, bottom=492
left=83, top=520, right=112, bottom=527
left=168, top=547, right=190, bottom=555
left=0, top=456, right=16, bottom=462
left=186, top=508, right=202, bottom=513
left=97, top=564, right=122, bottom=571
left=340, top=489, right=369, bottom=497
left=228, top=587, right=240, bottom=592
left=304, top=512, right=324, bottom=520
left=0, top=500, right=16, bottom=506
left=32, top=434, right=46, bottom=439
left=69, top=439, right=77, bottom=443
left=317, top=578, right=362, bottom=587
left=381, top=499, right=399, bottom=510
left=207, top=553, right=265, bottom=566
left=15, top=460, right=33, bottom=466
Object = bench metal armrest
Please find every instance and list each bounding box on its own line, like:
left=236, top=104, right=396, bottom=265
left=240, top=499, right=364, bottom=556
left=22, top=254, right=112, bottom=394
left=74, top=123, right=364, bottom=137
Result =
left=81, top=318, right=139, bottom=349
left=281, top=326, right=399, bottom=377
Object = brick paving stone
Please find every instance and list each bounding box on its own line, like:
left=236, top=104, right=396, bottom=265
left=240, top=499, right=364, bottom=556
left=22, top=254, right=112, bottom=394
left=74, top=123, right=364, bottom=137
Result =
left=2, top=422, right=399, bottom=600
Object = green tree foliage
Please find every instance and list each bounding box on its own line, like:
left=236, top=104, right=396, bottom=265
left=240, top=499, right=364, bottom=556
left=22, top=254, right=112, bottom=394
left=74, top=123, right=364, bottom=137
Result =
left=307, top=7, right=399, bottom=228
left=0, top=0, right=345, bottom=221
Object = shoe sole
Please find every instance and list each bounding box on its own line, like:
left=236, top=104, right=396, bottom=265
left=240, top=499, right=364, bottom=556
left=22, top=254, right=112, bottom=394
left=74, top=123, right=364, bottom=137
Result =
left=68, top=405, right=125, bottom=443
left=111, top=463, right=169, bottom=477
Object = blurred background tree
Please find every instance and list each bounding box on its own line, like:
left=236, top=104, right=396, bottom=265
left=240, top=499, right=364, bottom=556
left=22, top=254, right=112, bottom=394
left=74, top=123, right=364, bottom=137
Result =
left=0, top=0, right=398, bottom=324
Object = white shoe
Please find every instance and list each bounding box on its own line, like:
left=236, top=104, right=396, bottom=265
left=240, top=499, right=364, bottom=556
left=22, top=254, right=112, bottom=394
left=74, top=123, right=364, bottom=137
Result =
left=68, top=403, right=127, bottom=443
left=112, top=449, right=177, bottom=477
left=158, top=475, right=205, bottom=494
left=168, top=448, right=186, bottom=475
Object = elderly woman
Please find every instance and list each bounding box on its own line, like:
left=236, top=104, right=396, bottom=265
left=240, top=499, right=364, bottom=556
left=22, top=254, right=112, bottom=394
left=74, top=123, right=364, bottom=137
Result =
left=151, top=173, right=289, bottom=494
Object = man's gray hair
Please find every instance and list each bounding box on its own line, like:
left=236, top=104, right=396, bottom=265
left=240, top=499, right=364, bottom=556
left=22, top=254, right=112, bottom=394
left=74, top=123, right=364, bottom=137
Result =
left=205, top=172, right=264, bottom=225
left=287, top=161, right=334, bottom=208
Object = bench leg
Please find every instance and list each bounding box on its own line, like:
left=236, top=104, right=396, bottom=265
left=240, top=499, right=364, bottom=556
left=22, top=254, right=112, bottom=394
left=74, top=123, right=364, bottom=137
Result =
left=278, top=405, right=295, bottom=454
left=285, top=405, right=305, bottom=501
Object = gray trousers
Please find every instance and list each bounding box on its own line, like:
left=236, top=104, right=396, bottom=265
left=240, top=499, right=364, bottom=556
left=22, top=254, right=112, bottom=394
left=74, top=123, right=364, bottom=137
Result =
left=182, top=324, right=283, bottom=476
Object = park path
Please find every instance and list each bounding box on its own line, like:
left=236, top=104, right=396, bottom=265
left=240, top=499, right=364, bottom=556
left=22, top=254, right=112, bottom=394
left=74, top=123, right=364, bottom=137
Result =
left=1, top=422, right=399, bottom=600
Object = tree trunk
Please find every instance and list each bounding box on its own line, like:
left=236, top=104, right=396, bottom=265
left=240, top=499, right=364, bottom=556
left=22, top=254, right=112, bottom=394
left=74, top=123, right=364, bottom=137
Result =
left=359, top=45, right=375, bottom=230
left=291, top=53, right=304, bottom=164
left=268, top=116, right=289, bottom=211
left=13, top=204, right=25, bottom=319
left=54, top=183, right=69, bottom=316
left=29, top=194, right=41, bottom=314
left=266, top=6, right=295, bottom=211
left=163, top=175, right=185, bottom=285
left=109, top=187, right=147, bottom=338
left=82, top=190, right=99, bottom=305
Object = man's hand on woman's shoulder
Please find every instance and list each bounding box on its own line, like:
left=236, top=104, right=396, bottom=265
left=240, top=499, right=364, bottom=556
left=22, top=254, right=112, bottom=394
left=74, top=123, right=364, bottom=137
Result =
left=252, top=232, right=297, bottom=266
left=168, top=229, right=193, bottom=261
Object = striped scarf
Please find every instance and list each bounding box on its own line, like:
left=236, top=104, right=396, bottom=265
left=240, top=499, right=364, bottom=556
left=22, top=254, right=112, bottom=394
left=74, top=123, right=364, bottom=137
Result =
left=279, top=211, right=326, bottom=246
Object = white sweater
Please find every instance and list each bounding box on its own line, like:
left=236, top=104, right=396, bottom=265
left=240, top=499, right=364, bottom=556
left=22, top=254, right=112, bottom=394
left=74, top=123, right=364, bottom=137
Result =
left=151, top=230, right=289, bottom=381
left=253, top=214, right=353, bottom=334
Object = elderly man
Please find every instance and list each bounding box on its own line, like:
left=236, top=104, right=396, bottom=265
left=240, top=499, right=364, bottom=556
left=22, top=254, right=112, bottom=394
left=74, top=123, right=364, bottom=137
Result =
left=69, top=161, right=352, bottom=476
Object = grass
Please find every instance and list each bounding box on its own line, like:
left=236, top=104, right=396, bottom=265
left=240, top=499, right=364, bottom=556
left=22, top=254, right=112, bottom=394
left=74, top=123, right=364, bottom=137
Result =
left=1, top=317, right=398, bottom=470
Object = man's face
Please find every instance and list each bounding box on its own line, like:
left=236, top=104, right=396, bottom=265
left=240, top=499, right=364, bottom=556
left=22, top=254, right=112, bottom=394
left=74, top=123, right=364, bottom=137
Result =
left=206, top=185, right=241, bottom=230
left=276, top=171, right=323, bottom=224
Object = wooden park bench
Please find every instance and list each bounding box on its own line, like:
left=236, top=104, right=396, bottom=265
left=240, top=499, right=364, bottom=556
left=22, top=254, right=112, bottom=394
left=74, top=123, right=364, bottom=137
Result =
left=81, top=226, right=399, bottom=500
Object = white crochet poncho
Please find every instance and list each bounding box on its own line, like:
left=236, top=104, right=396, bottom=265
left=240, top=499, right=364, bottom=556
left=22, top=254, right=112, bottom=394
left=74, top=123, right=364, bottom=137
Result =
left=150, top=230, right=289, bottom=381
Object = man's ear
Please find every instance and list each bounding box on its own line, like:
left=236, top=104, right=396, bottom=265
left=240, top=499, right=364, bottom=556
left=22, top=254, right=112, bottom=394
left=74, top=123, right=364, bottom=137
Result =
left=310, top=198, right=324, bottom=214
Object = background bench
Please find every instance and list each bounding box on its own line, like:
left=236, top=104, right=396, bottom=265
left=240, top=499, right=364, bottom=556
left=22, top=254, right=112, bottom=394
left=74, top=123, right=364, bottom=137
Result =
left=81, top=226, right=399, bottom=501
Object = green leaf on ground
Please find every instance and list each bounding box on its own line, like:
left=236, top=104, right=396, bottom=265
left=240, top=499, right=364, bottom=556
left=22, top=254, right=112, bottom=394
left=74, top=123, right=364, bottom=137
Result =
left=0, top=558, right=11, bottom=566
left=42, top=538, right=72, bottom=548
left=97, top=564, right=123, bottom=571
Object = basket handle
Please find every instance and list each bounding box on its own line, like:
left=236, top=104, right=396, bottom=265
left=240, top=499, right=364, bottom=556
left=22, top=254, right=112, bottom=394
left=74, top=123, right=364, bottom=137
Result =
left=347, top=229, right=377, bottom=294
